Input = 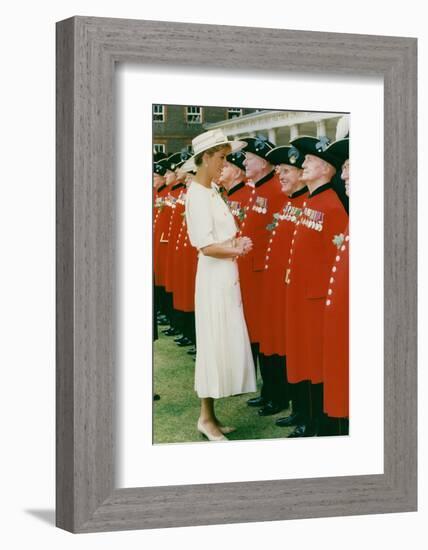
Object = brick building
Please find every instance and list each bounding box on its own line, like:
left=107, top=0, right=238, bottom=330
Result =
left=152, top=104, right=259, bottom=155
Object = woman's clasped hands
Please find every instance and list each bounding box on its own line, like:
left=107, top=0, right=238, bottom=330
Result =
left=235, top=236, right=253, bottom=256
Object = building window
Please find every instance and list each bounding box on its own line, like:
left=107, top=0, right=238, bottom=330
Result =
left=153, top=144, right=166, bottom=154
left=153, top=104, right=165, bottom=122
left=186, top=106, right=202, bottom=124
left=227, top=108, right=243, bottom=119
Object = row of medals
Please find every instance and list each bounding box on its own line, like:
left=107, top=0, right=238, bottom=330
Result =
left=301, top=207, right=324, bottom=232
left=278, top=204, right=302, bottom=223
left=252, top=196, right=268, bottom=214
left=164, top=194, right=178, bottom=209
left=176, top=190, right=186, bottom=206
left=155, top=191, right=185, bottom=212
left=228, top=200, right=243, bottom=217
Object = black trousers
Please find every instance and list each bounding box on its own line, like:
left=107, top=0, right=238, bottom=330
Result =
left=290, top=381, right=324, bottom=425
left=259, top=353, right=290, bottom=407
left=181, top=311, right=196, bottom=345
left=154, top=285, right=169, bottom=318
left=250, top=342, right=260, bottom=376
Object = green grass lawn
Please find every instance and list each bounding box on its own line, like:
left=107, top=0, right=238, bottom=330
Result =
left=153, top=331, right=294, bottom=444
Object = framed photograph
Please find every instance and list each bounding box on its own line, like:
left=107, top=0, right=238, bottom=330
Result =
left=56, top=16, right=417, bottom=533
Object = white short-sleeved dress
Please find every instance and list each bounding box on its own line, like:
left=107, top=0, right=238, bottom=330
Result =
left=185, top=180, right=256, bottom=399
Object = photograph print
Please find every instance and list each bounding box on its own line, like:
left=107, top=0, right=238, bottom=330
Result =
left=152, top=104, right=350, bottom=444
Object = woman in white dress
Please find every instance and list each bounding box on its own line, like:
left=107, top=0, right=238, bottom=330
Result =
left=183, top=129, right=257, bottom=441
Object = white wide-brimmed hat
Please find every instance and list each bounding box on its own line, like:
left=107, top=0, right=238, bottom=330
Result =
left=181, top=129, right=247, bottom=172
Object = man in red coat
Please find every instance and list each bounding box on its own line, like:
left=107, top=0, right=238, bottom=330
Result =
left=153, top=157, right=172, bottom=327
left=218, top=150, right=252, bottom=226
left=256, top=145, right=308, bottom=416
left=280, top=136, right=348, bottom=437
left=236, top=136, right=286, bottom=408
left=162, top=151, right=195, bottom=345
left=319, top=138, right=350, bottom=436
left=153, top=155, right=180, bottom=336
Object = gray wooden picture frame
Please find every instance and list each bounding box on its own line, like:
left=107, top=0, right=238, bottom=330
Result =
left=56, top=16, right=417, bottom=533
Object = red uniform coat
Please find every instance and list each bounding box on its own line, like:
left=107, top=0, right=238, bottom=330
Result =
left=285, top=184, right=348, bottom=384
left=153, top=183, right=171, bottom=286
left=323, top=226, right=349, bottom=418
left=238, top=171, right=285, bottom=342
left=226, top=182, right=252, bottom=228
left=164, top=183, right=186, bottom=293
left=172, top=213, right=197, bottom=313
left=153, top=183, right=169, bottom=241
left=259, top=188, right=308, bottom=356
left=153, top=183, right=179, bottom=287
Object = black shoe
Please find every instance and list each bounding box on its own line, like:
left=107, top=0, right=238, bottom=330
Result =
left=173, top=335, right=186, bottom=343
left=177, top=337, right=193, bottom=347
left=187, top=347, right=197, bottom=356
left=258, top=401, right=288, bottom=417
left=153, top=394, right=160, bottom=401
left=247, top=396, right=265, bottom=407
left=275, top=412, right=305, bottom=427
left=287, top=422, right=318, bottom=438
left=157, top=319, right=170, bottom=326
left=157, top=315, right=169, bottom=326
left=163, top=327, right=181, bottom=336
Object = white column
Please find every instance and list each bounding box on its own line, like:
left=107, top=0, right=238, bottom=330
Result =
left=289, top=124, right=299, bottom=140
left=316, top=120, right=327, bottom=137
left=268, top=128, right=277, bottom=145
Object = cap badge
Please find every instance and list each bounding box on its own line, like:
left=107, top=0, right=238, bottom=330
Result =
left=288, top=146, right=300, bottom=164
left=254, top=135, right=272, bottom=153
left=316, top=136, right=330, bottom=152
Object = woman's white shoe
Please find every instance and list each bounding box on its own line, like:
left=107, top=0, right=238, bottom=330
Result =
left=218, top=425, right=236, bottom=435
left=197, top=420, right=228, bottom=441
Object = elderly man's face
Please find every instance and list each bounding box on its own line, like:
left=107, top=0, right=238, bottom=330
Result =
left=219, top=161, right=243, bottom=187
left=153, top=173, right=165, bottom=189
left=243, top=152, right=267, bottom=181
left=175, top=167, right=187, bottom=182
left=342, top=159, right=350, bottom=195
left=219, top=161, right=236, bottom=185
left=301, top=154, right=330, bottom=182
left=165, top=170, right=176, bottom=185
left=276, top=164, right=302, bottom=195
